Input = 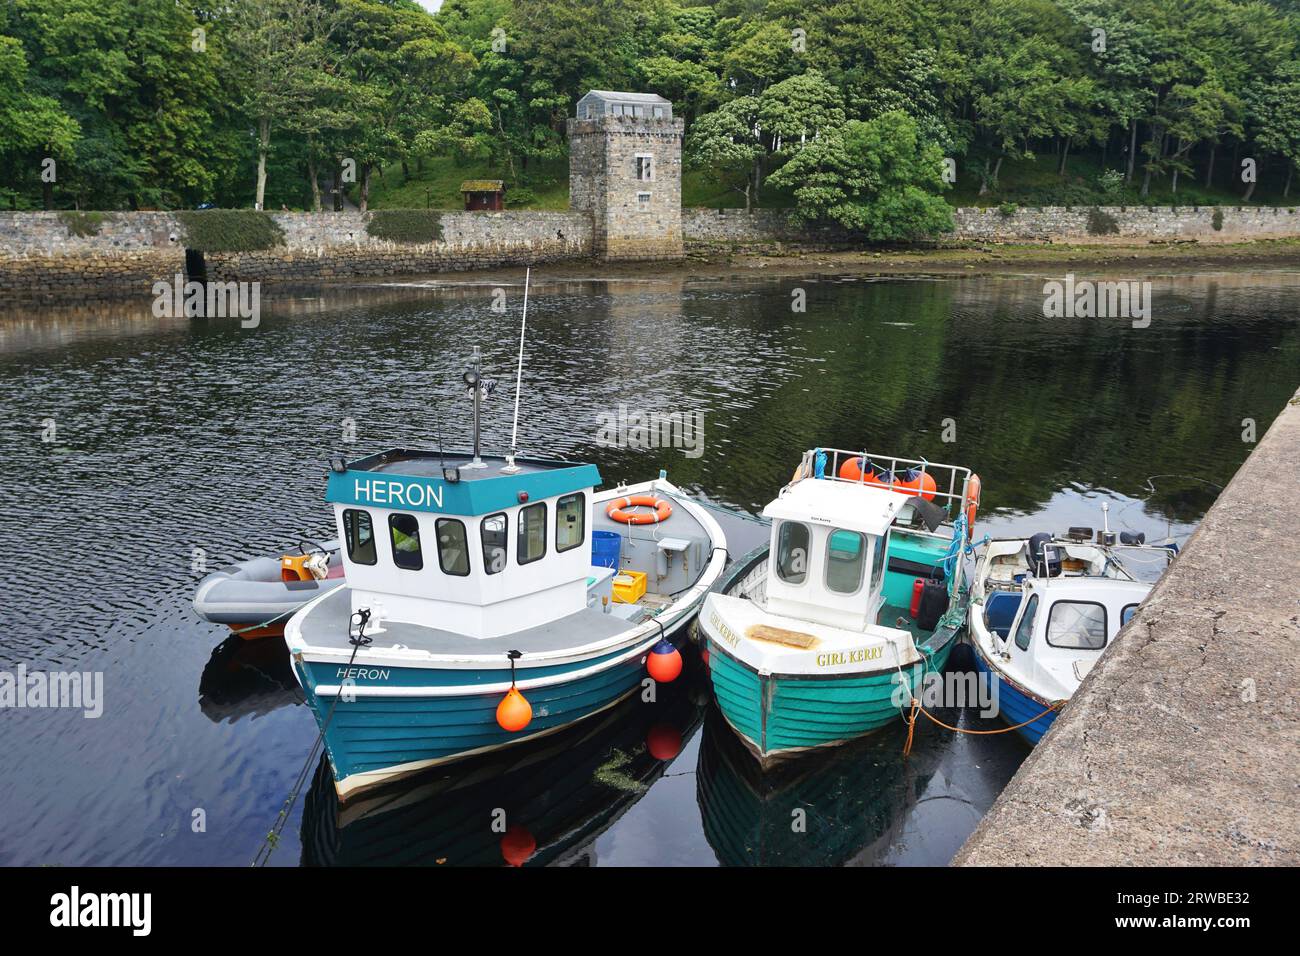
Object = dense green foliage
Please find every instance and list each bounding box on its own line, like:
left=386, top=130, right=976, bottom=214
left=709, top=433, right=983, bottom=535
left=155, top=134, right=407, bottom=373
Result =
left=175, top=210, right=286, bottom=252
left=365, top=209, right=446, bottom=242
left=4, top=0, right=1300, bottom=237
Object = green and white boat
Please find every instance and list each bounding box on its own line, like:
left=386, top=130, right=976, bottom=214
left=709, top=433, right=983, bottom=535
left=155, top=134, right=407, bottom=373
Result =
left=697, top=448, right=978, bottom=768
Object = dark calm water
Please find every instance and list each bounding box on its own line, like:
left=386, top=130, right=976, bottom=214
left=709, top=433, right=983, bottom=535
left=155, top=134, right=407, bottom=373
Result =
left=2, top=270, right=1298, bottom=866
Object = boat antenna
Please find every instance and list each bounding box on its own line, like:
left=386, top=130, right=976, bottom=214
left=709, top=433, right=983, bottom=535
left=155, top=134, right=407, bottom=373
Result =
left=501, top=266, right=531, bottom=474
left=432, top=397, right=446, bottom=470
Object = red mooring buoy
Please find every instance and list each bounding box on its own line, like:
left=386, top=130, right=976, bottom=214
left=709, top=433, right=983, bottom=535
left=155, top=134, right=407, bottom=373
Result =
left=646, top=638, right=683, bottom=683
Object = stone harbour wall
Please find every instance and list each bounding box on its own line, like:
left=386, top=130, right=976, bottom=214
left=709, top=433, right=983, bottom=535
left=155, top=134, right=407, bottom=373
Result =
left=682, top=208, right=855, bottom=247
left=4, top=203, right=1300, bottom=303
left=952, top=203, right=1300, bottom=242
left=0, top=211, right=590, bottom=302
left=683, top=204, right=1300, bottom=246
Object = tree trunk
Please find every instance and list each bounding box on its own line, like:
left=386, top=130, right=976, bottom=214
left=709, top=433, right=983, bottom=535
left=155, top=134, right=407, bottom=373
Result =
left=1058, top=139, right=1070, bottom=176
left=42, top=179, right=53, bottom=211
left=307, top=156, right=321, bottom=213
left=401, top=160, right=409, bottom=183
left=255, top=116, right=271, bottom=210
left=991, top=155, right=1003, bottom=188
left=1285, top=160, right=1293, bottom=199
left=360, top=164, right=371, bottom=212
left=1126, top=118, right=1138, bottom=183
left=333, top=159, right=344, bottom=212
left=1140, top=125, right=1159, bottom=197
left=753, top=156, right=762, bottom=205
left=1204, top=142, right=1215, bottom=188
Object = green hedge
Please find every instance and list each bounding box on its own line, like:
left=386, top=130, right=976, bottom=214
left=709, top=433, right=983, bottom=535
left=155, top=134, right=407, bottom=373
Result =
left=365, top=209, right=444, bottom=244
left=175, top=210, right=285, bottom=252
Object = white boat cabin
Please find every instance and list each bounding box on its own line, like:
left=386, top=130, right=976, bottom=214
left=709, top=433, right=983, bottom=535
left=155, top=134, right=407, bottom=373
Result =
left=325, top=448, right=600, bottom=639
left=762, top=479, right=907, bottom=631
left=977, top=538, right=1152, bottom=697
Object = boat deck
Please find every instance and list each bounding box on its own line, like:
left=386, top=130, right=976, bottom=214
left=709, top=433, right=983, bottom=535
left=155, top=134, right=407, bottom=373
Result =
left=298, top=585, right=635, bottom=656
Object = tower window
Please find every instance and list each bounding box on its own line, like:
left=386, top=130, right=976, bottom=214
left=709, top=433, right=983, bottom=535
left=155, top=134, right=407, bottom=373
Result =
left=637, top=192, right=652, bottom=210
left=635, top=154, right=654, bottom=181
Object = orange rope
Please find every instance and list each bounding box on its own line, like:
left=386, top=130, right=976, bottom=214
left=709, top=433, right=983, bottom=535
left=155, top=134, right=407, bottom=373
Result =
left=903, top=698, right=1064, bottom=754
left=903, top=697, right=921, bottom=756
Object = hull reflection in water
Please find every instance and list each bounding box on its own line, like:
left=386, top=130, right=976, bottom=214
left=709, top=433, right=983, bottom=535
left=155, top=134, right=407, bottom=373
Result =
left=696, top=708, right=934, bottom=866
left=301, top=652, right=708, bottom=866
left=198, top=636, right=304, bottom=724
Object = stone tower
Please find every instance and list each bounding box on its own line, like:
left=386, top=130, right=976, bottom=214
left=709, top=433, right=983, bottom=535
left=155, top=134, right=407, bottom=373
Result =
left=568, top=91, right=684, bottom=261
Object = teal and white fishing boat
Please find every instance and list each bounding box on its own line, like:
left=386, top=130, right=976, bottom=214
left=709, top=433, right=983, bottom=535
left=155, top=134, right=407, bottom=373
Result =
left=285, top=348, right=728, bottom=799
left=697, top=448, right=979, bottom=767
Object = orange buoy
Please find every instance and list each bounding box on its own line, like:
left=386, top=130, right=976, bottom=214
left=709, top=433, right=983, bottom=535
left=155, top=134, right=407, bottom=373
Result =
left=500, top=824, right=536, bottom=866
left=876, top=468, right=937, bottom=501
left=646, top=723, right=683, bottom=761
left=838, top=456, right=878, bottom=482
left=496, top=686, right=532, bottom=732
left=965, top=473, right=981, bottom=530
left=606, top=494, right=672, bottom=525
left=646, top=639, right=683, bottom=683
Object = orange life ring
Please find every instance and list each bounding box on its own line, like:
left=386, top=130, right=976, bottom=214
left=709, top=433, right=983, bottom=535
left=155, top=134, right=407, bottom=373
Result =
left=606, top=495, right=672, bottom=525
left=964, top=473, right=981, bottom=530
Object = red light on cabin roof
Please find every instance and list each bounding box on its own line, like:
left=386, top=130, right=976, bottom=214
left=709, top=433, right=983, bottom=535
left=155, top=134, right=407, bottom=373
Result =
left=518, top=491, right=529, bottom=503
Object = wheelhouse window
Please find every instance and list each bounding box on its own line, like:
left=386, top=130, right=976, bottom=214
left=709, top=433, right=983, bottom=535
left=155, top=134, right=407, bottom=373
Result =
left=435, top=518, right=470, bottom=576
left=825, top=529, right=867, bottom=594
left=1013, top=594, right=1039, bottom=651
left=343, top=509, right=376, bottom=566
left=517, top=502, right=547, bottom=565
left=481, top=513, right=507, bottom=574
left=1047, top=601, right=1107, bottom=649
left=869, top=534, right=887, bottom=596
left=775, top=521, right=810, bottom=584
left=388, top=513, right=423, bottom=571
left=556, top=493, right=585, bottom=553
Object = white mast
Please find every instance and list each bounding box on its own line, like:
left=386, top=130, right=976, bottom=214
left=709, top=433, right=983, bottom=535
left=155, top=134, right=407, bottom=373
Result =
left=501, top=267, right=531, bottom=474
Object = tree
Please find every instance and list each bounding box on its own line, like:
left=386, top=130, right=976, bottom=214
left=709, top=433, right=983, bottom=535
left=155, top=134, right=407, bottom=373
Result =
left=329, top=0, right=475, bottom=211
left=767, top=110, right=953, bottom=240
left=224, top=0, right=339, bottom=210
left=685, top=96, right=763, bottom=209
left=0, top=36, right=80, bottom=208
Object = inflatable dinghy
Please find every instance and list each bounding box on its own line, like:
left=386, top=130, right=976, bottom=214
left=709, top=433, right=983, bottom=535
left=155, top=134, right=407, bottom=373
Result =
left=194, top=539, right=345, bottom=639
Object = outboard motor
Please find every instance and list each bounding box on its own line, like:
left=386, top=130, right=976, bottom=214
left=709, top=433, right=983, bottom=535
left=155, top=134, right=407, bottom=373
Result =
left=1026, top=532, right=1061, bottom=577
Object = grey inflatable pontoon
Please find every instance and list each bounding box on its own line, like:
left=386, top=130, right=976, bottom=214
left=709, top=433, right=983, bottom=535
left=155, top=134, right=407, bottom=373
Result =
left=193, top=539, right=345, bottom=634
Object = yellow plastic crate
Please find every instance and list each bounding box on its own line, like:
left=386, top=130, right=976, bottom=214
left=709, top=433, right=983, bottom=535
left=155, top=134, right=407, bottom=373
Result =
left=612, top=570, right=647, bottom=604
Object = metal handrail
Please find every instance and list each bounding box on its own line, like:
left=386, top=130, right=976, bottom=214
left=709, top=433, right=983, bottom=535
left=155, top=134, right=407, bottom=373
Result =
left=794, top=447, right=975, bottom=511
